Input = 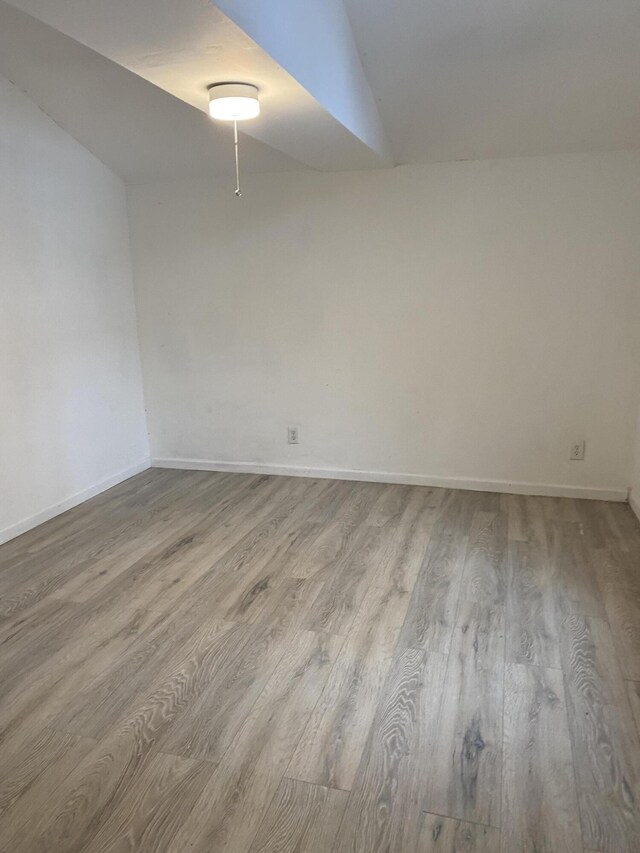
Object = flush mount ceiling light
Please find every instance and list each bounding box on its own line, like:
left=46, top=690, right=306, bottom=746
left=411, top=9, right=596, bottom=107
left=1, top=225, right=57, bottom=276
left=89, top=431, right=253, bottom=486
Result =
left=208, top=82, right=260, bottom=197
left=208, top=82, right=260, bottom=121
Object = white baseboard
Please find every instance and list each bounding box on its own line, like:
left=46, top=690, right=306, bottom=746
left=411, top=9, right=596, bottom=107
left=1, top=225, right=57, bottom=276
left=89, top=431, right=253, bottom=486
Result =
left=152, top=457, right=627, bottom=502
left=629, top=490, right=640, bottom=523
left=0, top=458, right=151, bottom=546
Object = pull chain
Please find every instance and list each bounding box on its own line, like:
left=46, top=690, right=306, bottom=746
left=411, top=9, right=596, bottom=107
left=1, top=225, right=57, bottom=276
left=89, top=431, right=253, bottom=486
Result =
left=233, top=119, right=242, bottom=198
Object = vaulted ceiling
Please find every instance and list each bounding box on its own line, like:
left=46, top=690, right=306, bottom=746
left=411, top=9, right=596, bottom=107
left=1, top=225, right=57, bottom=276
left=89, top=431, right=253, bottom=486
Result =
left=346, top=0, right=640, bottom=164
left=1, top=0, right=639, bottom=184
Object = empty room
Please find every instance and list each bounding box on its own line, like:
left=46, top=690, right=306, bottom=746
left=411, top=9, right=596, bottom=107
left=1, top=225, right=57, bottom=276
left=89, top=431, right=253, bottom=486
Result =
left=1, top=1, right=640, bottom=851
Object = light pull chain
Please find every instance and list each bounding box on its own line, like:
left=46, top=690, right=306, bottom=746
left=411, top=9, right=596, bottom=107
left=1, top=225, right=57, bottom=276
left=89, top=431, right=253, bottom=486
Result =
left=233, top=119, right=242, bottom=198
left=207, top=83, right=258, bottom=195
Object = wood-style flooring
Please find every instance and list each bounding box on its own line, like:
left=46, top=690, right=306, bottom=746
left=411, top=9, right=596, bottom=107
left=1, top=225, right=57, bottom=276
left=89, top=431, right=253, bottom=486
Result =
left=1, top=468, right=640, bottom=852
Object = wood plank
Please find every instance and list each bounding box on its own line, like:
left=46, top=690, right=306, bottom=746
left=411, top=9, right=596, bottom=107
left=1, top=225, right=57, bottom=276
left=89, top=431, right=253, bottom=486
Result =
left=0, top=728, right=96, bottom=816
left=416, top=813, right=501, bottom=852
left=48, top=470, right=254, bottom=604
left=424, top=599, right=505, bottom=828
left=0, top=600, right=161, bottom=753
left=0, top=469, right=232, bottom=612
left=602, top=502, right=640, bottom=555
left=395, top=490, right=474, bottom=655
left=592, top=545, right=640, bottom=680
left=65, top=474, right=294, bottom=623
left=243, top=574, right=325, bottom=630
left=137, top=480, right=329, bottom=625
left=169, top=630, right=343, bottom=853
left=551, top=521, right=606, bottom=618
left=371, top=485, right=441, bottom=594
left=627, top=680, right=640, bottom=740
left=50, top=603, right=248, bottom=740
left=52, top=561, right=320, bottom=750
left=505, top=494, right=548, bottom=556
left=305, top=524, right=393, bottom=635
left=0, top=471, right=277, bottom=634
left=0, top=467, right=167, bottom=570
left=505, top=539, right=561, bottom=668
left=217, top=521, right=319, bottom=623
left=0, top=596, right=159, bottom=730
left=331, top=648, right=447, bottom=853
left=2, top=619, right=245, bottom=852
left=200, top=477, right=332, bottom=577
left=0, top=731, right=97, bottom=845
left=366, top=484, right=415, bottom=527
left=169, top=526, right=323, bottom=630
left=0, top=472, right=639, bottom=853
left=82, top=752, right=213, bottom=853
left=574, top=499, right=621, bottom=552
left=248, top=778, right=349, bottom=853
left=460, top=509, right=507, bottom=608
left=540, top=496, right=581, bottom=526
left=160, top=581, right=324, bottom=763
left=559, top=612, right=640, bottom=851
left=286, top=579, right=411, bottom=790
left=502, top=663, right=582, bottom=852
left=291, top=482, right=385, bottom=579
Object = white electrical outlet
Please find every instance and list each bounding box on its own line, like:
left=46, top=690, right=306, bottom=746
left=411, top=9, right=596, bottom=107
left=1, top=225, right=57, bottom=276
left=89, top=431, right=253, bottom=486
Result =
left=570, top=440, right=585, bottom=461
left=287, top=426, right=299, bottom=445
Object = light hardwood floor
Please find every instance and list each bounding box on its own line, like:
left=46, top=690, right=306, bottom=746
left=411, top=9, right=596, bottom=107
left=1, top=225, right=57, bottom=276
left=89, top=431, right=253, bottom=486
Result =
left=1, top=468, right=639, bottom=852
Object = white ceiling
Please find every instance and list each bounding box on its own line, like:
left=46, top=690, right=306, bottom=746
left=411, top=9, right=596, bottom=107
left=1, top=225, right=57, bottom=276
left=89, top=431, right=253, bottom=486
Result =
left=345, top=0, right=640, bottom=163
left=0, top=0, right=390, bottom=177
left=2, top=0, right=639, bottom=183
left=0, top=1, right=299, bottom=184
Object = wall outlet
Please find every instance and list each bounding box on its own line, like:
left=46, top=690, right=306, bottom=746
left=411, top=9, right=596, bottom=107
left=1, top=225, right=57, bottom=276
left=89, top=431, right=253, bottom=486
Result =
left=287, top=426, right=300, bottom=445
left=570, top=440, right=586, bottom=461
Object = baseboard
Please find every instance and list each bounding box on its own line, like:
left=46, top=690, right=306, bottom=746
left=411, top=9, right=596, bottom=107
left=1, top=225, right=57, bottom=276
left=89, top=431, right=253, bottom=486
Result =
left=629, top=489, right=640, bottom=523
left=0, top=458, right=151, bottom=546
left=152, top=457, right=627, bottom=502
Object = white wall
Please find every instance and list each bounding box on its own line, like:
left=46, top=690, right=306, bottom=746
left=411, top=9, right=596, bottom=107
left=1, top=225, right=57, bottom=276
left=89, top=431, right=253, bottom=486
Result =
left=0, top=74, right=149, bottom=543
left=129, top=151, right=640, bottom=499
left=630, top=405, right=640, bottom=518
left=630, top=273, right=640, bottom=519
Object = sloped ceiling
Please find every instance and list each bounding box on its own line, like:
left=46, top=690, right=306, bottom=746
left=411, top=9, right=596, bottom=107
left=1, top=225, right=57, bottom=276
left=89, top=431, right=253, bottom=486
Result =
left=1, top=0, right=639, bottom=184
left=0, top=0, right=391, bottom=180
left=0, top=1, right=299, bottom=184
left=345, top=0, right=640, bottom=163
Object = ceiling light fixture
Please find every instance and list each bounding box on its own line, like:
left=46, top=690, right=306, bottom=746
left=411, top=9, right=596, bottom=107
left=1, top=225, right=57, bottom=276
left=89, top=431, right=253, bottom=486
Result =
left=208, top=82, right=260, bottom=197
